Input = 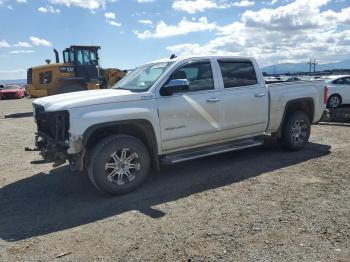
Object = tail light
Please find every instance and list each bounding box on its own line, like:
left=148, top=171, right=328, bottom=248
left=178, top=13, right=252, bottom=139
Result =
left=324, top=85, right=328, bottom=104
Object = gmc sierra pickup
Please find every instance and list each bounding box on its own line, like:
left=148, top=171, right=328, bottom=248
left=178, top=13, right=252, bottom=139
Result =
left=30, top=56, right=327, bottom=195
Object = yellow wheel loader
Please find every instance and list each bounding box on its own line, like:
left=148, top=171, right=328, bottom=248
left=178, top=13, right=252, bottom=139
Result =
left=26, top=45, right=127, bottom=97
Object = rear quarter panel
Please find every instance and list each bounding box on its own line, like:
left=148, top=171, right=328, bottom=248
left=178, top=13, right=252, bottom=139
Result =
left=267, top=80, right=326, bottom=133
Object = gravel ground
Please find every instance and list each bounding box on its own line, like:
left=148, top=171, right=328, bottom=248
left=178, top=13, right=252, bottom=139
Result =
left=0, top=98, right=349, bottom=261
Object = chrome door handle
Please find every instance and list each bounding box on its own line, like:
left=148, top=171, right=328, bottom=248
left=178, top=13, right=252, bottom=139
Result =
left=206, top=98, right=221, bottom=103
left=255, top=92, right=266, bottom=98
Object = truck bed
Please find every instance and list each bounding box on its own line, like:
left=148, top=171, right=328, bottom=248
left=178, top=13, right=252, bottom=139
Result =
left=266, top=80, right=326, bottom=133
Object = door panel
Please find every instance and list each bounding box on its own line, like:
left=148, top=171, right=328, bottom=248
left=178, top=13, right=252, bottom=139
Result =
left=158, top=91, right=222, bottom=151
left=216, top=60, right=268, bottom=138
left=222, top=85, right=268, bottom=136
left=157, top=60, right=223, bottom=152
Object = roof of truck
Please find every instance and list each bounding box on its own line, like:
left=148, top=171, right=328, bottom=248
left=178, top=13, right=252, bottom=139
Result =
left=149, top=55, right=255, bottom=64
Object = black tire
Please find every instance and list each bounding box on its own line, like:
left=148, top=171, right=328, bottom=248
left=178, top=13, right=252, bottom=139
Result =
left=327, top=94, right=342, bottom=108
left=56, top=84, right=86, bottom=95
left=278, top=111, right=311, bottom=151
left=87, top=135, right=151, bottom=195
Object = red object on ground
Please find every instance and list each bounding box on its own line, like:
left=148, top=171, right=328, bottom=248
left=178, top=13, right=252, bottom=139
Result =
left=0, top=85, right=25, bottom=99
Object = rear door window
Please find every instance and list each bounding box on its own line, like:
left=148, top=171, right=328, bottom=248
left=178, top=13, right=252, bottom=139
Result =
left=218, top=61, right=257, bottom=88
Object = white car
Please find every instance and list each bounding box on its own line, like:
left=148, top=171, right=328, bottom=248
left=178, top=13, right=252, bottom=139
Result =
left=326, top=75, right=350, bottom=108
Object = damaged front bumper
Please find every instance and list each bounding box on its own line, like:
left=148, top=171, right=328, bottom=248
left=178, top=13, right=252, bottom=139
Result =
left=26, top=132, right=86, bottom=171
left=25, top=131, right=69, bottom=167
left=27, top=105, right=86, bottom=171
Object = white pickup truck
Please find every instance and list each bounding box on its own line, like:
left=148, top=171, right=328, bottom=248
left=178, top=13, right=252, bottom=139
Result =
left=31, top=56, right=327, bottom=195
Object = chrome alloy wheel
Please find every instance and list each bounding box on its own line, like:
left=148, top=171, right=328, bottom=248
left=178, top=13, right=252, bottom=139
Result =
left=329, top=96, right=340, bottom=108
left=105, top=148, right=141, bottom=185
left=290, top=120, right=308, bottom=144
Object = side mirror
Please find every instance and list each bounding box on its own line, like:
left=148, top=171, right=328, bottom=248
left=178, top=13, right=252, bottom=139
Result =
left=160, top=79, right=189, bottom=96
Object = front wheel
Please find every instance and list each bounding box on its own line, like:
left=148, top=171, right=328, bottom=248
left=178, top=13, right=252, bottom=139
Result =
left=87, top=135, right=151, bottom=195
left=278, top=111, right=311, bottom=151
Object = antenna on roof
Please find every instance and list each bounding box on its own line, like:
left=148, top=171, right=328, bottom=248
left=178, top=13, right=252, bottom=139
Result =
left=170, top=54, right=177, bottom=60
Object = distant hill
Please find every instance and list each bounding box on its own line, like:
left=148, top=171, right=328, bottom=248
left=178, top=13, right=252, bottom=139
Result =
left=0, top=79, right=26, bottom=85
left=262, top=59, right=350, bottom=74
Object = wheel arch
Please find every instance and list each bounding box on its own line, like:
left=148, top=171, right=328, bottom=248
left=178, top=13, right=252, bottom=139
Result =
left=83, top=119, right=159, bottom=170
left=275, top=98, right=314, bottom=137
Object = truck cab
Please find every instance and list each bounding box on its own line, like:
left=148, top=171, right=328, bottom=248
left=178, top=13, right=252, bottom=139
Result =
left=62, top=45, right=103, bottom=84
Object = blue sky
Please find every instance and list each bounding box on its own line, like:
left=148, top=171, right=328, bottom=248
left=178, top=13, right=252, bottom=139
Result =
left=0, top=0, right=349, bottom=79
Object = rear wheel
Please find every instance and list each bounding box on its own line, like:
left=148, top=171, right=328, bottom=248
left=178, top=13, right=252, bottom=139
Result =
left=87, top=135, right=151, bottom=195
left=278, top=111, right=311, bottom=151
left=327, top=94, right=342, bottom=108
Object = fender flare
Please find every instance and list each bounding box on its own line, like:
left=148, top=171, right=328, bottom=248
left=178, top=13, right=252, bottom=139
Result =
left=82, top=119, right=160, bottom=170
left=275, top=97, right=315, bottom=136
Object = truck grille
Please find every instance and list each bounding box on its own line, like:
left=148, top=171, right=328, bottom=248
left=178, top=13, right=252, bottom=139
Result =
left=34, top=105, right=69, bottom=141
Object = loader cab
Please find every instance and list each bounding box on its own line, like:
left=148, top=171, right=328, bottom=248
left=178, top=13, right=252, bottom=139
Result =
left=63, top=45, right=102, bottom=83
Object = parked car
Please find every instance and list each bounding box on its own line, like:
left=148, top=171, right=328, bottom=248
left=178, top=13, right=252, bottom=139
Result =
left=325, top=75, right=350, bottom=108
left=30, top=55, right=327, bottom=195
left=0, top=84, right=25, bottom=99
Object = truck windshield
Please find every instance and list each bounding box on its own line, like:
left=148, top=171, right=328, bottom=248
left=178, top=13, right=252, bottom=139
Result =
left=113, top=62, right=173, bottom=92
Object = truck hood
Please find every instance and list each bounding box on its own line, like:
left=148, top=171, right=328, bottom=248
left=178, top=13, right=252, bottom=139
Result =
left=33, top=89, right=143, bottom=111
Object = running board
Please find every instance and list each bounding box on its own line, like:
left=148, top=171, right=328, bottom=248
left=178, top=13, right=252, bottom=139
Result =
left=161, top=139, right=264, bottom=164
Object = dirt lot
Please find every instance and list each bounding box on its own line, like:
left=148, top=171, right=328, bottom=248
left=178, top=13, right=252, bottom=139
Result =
left=0, top=98, right=349, bottom=261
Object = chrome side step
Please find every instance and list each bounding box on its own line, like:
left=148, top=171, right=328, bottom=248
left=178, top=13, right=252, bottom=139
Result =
left=161, top=139, right=264, bottom=164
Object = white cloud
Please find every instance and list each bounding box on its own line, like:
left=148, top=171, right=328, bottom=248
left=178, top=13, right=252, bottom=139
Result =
left=14, top=41, right=32, bottom=48
left=241, top=0, right=332, bottom=31
left=30, top=37, right=52, bottom=47
left=172, top=0, right=231, bottom=14
left=137, top=0, right=155, bottom=2
left=109, top=20, right=121, bottom=26
left=38, top=6, right=61, bottom=13
left=135, top=17, right=216, bottom=39
left=166, top=0, right=350, bottom=66
left=233, top=1, right=255, bottom=7
left=105, top=12, right=115, bottom=19
left=9, top=50, right=35, bottom=54
left=16, top=0, right=27, bottom=3
left=48, top=0, right=106, bottom=10
left=105, top=12, right=121, bottom=27
left=0, top=40, right=10, bottom=48
left=139, top=19, right=153, bottom=25
left=0, top=0, right=12, bottom=9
